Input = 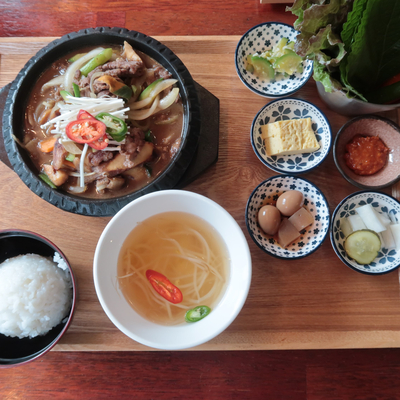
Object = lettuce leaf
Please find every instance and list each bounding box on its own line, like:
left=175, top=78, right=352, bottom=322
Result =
left=288, top=0, right=400, bottom=103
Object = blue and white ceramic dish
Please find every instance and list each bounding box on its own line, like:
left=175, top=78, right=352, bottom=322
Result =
left=251, top=98, right=332, bottom=174
left=246, top=175, right=330, bottom=259
left=235, top=22, right=313, bottom=98
left=331, top=191, right=400, bottom=275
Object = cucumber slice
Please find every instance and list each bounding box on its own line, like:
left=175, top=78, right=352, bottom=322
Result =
left=274, top=52, right=303, bottom=75
left=344, top=230, right=381, bottom=265
left=250, top=56, right=275, bottom=80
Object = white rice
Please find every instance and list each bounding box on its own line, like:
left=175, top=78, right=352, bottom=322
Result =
left=0, top=253, right=73, bottom=339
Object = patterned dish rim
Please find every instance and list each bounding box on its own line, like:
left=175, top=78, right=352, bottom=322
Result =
left=250, top=98, right=332, bottom=174
left=235, top=21, right=313, bottom=98
left=330, top=190, right=400, bottom=275
left=245, top=175, right=331, bottom=260
left=333, top=115, right=400, bottom=190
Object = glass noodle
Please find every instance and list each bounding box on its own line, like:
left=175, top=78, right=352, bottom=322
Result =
left=117, top=212, right=230, bottom=325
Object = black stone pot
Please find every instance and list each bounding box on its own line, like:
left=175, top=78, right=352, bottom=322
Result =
left=2, top=27, right=201, bottom=216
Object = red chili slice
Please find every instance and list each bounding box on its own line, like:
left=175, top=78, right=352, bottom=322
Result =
left=77, top=109, right=96, bottom=120
left=88, top=135, right=108, bottom=150
left=145, top=270, right=183, bottom=304
left=65, top=119, right=106, bottom=143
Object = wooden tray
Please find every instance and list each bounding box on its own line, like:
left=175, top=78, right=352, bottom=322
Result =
left=1, top=36, right=400, bottom=351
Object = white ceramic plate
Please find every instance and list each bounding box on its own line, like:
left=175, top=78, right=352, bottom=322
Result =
left=235, top=22, right=313, bottom=98
left=251, top=98, right=332, bottom=174
left=93, top=190, right=252, bottom=350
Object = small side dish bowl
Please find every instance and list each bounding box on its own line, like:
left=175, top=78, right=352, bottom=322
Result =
left=316, top=81, right=400, bottom=116
left=331, top=191, right=400, bottom=275
left=0, top=230, right=76, bottom=368
left=93, top=190, right=252, bottom=350
left=333, top=115, right=400, bottom=190
left=245, top=175, right=330, bottom=259
left=251, top=98, right=332, bottom=174
left=235, top=22, right=313, bottom=98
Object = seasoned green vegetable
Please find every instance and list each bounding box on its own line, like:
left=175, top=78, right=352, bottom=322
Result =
left=250, top=56, right=275, bottom=80
left=246, top=37, right=303, bottom=80
left=344, top=229, right=381, bottom=265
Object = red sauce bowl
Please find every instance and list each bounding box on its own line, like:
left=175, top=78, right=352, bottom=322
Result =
left=333, top=115, right=400, bottom=190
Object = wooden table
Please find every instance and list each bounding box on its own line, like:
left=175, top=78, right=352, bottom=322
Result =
left=2, top=1, right=400, bottom=398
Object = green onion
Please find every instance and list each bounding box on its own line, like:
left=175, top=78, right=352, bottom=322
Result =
left=72, top=83, right=80, bottom=97
left=65, top=153, right=76, bottom=162
left=80, top=48, right=113, bottom=77
left=60, top=90, right=72, bottom=101
left=68, top=53, right=86, bottom=63
left=39, top=173, right=57, bottom=189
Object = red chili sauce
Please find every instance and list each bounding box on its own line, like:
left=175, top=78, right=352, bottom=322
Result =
left=344, top=134, right=389, bottom=176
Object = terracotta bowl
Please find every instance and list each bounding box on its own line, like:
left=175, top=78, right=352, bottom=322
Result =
left=333, top=115, right=400, bottom=190
left=0, top=230, right=76, bottom=368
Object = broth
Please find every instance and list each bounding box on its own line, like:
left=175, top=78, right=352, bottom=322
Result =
left=117, top=212, right=230, bottom=325
left=23, top=43, right=184, bottom=199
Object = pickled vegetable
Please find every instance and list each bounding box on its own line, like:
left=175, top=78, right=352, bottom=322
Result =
left=344, top=230, right=381, bottom=265
left=274, top=51, right=303, bottom=75
left=249, top=56, right=275, bottom=80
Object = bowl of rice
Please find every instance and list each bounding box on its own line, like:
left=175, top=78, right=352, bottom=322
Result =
left=0, top=230, right=76, bottom=368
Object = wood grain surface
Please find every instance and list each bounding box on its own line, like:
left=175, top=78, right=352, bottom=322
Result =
left=1, top=36, right=400, bottom=353
left=2, top=1, right=400, bottom=398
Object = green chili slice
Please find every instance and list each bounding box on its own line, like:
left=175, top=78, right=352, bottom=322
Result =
left=95, top=112, right=128, bottom=142
left=185, top=306, right=211, bottom=323
left=39, top=173, right=57, bottom=189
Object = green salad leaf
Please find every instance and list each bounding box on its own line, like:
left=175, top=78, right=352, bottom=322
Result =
left=288, top=0, right=400, bottom=103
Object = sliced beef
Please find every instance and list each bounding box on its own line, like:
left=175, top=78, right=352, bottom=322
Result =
left=95, top=59, right=145, bottom=79
left=88, top=151, right=114, bottom=167
left=154, top=66, right=172, bottom=80
left=52, top=140, right=68, bottom=170
left=120, top=127, right=146, bottom=158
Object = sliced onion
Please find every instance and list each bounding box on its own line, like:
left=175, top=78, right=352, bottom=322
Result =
left=66, top=184, right=87, bottom=194
left=64, top=47, right=105, bottom=93
left=60, top=139, right=83, bottom=155
left=41, top=75, right=64, bottom=91
left=158, top=88, right=179, bottom=110
left=130, top=79, right=177, bottom=110
left=128, top=95, right=160, bottom=120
